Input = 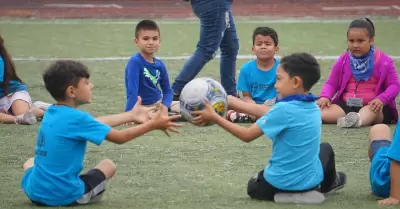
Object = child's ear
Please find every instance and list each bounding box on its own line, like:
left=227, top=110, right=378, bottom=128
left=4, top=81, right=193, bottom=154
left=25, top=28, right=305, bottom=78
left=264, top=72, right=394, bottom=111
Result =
left=293, top=76, right=303, bottom=89
left=275, top=46, right=280, bottom=54
left=251, top=46, right=255, bottom=54
left=370, top=37, right=375, bottom=45
left=66, top=86, right=76, bottom=99
left=134, top=38, right=139, bottom=45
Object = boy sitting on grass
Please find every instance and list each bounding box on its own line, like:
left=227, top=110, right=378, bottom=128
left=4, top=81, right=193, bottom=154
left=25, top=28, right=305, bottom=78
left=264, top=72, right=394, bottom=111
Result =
left=192, top=52, right=346, bottom=204
left=227, top=27, right=280, bottom=123
left=20, top=60, right=183, bottom=206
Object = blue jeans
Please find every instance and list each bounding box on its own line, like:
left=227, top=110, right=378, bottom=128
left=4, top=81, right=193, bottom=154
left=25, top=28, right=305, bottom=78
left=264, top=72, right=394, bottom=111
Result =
left=172, top=0, right=239, bottom=96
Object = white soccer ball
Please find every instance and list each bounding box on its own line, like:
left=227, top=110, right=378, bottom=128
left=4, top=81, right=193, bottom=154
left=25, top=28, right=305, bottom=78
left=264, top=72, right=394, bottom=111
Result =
left=179, top=77, right=228, bottom=125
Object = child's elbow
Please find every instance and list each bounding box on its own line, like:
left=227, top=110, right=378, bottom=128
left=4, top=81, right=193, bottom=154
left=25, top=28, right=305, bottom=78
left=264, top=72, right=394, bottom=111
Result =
left=240, top=134, right=256, bottom=143
left=106, top=130, right=127, bottom=145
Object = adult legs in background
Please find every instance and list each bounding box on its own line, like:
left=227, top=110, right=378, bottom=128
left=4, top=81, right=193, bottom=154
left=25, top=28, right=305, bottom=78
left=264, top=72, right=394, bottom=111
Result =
left=172, top=0, right=239, bottom=98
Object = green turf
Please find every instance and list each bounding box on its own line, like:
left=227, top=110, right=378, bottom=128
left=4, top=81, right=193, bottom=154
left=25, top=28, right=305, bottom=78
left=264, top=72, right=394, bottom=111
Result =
left=1, top=18, right=400, bottom=209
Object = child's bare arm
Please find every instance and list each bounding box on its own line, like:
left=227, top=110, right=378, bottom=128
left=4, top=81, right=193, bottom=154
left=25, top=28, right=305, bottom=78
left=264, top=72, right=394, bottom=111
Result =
left=228, top=95, right=270, bottom=118
left=96, top=112, right=140, bottom=127
left=213, top=116, right=263, bottom=142
left=96, top=97, right=157, bottom=126
left=105, top=107, right=183, bottom=144
left=242, top=92, right=256, bottom=104
left=192, top=101, right=263, bottom=142
left=390, top=161, right=400, bottom=199
left=378, top=161, right=400, bottom=205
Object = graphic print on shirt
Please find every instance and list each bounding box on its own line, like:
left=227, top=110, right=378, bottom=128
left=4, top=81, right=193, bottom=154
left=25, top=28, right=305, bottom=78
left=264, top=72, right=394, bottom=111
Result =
left=143, top=67, right=160, bottom=86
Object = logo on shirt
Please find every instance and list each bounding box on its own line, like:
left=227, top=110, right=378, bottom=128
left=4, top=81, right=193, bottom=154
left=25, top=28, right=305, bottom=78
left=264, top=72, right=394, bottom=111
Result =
left=143, top=67, right=160, bottom=86
left=249, top=83, right=275, bottom=92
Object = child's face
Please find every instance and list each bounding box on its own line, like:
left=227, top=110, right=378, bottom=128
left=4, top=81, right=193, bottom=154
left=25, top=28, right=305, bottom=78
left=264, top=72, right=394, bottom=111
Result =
left=275, top=65, right=301, bottom=99
left=135, top=30, right=160, bottom=55
left=252, top=35, right=278, bottom=61
left=68, top=78, right=94, bottom=105
left=347, top=28, right=374, bottom=57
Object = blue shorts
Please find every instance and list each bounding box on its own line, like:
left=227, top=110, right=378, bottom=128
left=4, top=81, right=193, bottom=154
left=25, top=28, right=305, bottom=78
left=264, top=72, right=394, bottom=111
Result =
left=369, top=139, right=392, bottom=198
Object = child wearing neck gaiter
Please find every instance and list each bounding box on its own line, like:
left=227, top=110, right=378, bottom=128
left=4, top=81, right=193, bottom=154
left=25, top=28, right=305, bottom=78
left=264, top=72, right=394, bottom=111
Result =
left=317, top=18, right=400, bottom=128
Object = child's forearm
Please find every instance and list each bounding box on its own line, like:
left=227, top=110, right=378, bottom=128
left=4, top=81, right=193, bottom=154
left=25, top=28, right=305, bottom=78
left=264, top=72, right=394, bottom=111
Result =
left=96, top=112, right=134, bottom=127
left=390, top=161, right=400, bottom=199
left=243, top=96, right=255, bottom=103
left=213, top=114, right=258, bottom=142
left=106, top=121, right=156, bottom=144
left=228, top=96, right=269, bottom=118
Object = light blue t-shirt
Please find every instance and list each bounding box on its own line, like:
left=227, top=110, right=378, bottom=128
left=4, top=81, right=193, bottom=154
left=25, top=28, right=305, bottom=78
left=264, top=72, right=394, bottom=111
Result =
left=21, top=105, right=112, bottom=206
left=236, top=59, right=279, bottom=104
left=0, top=56, right=27, bottom=98
left=370, top=123, right=400, bottom=198
left=256, top=100, right=324, bottom=191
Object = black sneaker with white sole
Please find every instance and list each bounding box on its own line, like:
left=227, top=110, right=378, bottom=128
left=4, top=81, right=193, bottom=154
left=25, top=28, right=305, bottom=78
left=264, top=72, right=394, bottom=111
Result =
left=322, top=172, right=347, bottom=195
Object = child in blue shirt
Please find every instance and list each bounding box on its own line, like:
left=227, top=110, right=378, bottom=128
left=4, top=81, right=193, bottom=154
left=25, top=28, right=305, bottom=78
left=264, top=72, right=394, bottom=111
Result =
left=227, top=27, right=279, bottom=123
left=368, top=124, right=400, bottom=205
left=20, top=60, right=183, bottom=206
left=125, top=20, right=179, bottom=120
left=192, top=52, right=347, bottom=204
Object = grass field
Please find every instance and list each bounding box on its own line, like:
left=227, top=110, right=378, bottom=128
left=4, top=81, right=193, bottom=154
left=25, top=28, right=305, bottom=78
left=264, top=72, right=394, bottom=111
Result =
left=1, top=18, right=400, bottom=209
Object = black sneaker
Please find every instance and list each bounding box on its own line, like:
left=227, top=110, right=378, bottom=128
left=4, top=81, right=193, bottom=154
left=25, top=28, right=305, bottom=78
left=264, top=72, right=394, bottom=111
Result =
left=173, top=93, right=180, bottom=101
left=323, top=172, right=347, bottom=195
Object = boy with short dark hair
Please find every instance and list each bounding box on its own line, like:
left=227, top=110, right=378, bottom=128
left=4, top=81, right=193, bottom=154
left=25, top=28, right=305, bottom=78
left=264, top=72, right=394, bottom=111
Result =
left=20, top=60, right=182, bottom=206
left=125, top=19, right=179, bottom=119
left=227, top=27, right=279, bottom=123
left=192, top=52, right=347, bottom=204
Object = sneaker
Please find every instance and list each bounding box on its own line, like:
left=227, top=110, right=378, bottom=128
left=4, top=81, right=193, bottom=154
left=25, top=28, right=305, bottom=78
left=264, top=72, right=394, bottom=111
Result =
left=33, top=101, right=51, bottom=111
left=172, top=93, right=180, bottom=101
left=322, top=172, right=347, bottom=195
left=226, top=110, right=255, bottom=123
left=14, top=110, right=37, bottom=125
left=274, top=190, right=325, bottom=204
left=337, top=112, right=361, bottom=128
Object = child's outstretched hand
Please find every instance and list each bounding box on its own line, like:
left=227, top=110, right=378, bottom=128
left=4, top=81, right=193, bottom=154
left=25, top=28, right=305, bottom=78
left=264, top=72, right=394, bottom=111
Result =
left=369, top=98, right=384, bottom=113
left=151, top=105, right=183, bottom=137
left=378, top=197, right=400, bottom=206
left=130, top=96, right=158, bottom=124
left=317, top=97, right=331, bottom=109
left=192, top=100, right=218, bottom=126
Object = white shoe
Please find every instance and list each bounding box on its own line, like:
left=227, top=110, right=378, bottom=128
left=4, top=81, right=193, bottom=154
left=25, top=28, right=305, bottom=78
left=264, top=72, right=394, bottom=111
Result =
left=337, top=112, right=361, bottom=128
left=274, top=190, right=325, bottom=204
left=33, top=101, right=51, bottom=111
left=14, top=110, right=37, bottom=125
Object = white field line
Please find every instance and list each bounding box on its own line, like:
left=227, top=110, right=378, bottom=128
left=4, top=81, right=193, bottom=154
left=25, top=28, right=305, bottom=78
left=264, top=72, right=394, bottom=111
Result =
left=1, top=19, right=399, bottom=25
left=43, top=4, right=123, bottom=9
left=392, top=5, right=400, bottom=11
left=322, top=6, right=393, bottom=11
left=13, top=55, right=400, bottom=62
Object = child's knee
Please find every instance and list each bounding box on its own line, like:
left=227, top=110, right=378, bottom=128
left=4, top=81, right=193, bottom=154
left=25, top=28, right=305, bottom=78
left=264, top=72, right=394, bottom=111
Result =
left=96, top=159, right=116, bottom=179
left=23, top=157, right=34, bottom=171
left=369, top=124, right=391, bottom=141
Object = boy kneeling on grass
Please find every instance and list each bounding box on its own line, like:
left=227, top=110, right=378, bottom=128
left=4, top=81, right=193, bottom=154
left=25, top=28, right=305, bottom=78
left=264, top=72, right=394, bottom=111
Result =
left=20, top=60, right=183, bottom=207
left=192, top=52, right=347, bottom=204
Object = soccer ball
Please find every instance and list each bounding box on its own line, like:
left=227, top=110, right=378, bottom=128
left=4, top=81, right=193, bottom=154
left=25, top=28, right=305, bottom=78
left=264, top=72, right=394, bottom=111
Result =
left=179, top=77, right=228, bottom=125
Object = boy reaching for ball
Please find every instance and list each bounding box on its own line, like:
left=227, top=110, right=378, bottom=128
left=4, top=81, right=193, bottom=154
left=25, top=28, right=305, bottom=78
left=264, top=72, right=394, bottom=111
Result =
left=124, top=19, right=180, bottom=121
left=192, top=53, right=347, bottom=204
left=226, top=27, right=280, bottom=123
left=20, top=60, right=183, bottom=207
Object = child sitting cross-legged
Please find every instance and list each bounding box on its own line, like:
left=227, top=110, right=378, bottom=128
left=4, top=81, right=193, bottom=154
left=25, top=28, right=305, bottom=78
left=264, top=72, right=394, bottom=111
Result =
left=318, top=18, right=400, bottom=128
left=20, top=60, right=183, bottom=207
left=192, top=52, right=347, bottom=204
left=227, top=27, right=279, bottom=123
